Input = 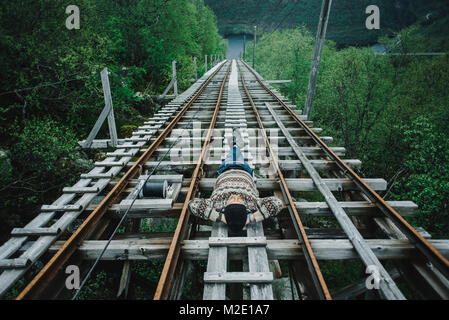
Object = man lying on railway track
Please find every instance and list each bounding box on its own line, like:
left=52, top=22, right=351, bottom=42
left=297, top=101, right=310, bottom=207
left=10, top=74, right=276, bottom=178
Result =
left=188, top=130, right=283, bottom=234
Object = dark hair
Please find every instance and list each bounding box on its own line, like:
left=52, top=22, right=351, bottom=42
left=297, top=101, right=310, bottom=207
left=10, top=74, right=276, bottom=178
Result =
left=223, top=204, right=247, bottom=234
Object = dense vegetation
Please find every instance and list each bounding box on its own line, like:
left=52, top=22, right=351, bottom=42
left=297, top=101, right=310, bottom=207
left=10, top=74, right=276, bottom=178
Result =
left=206, top=0, right=448, bottom=47
left=0, top=0, right=226, bottom=244
left=1, top=0, right=448, bottom=300
left=244, top=24, right=449, bottom=239
left=241, top=16, right=449, bottom=296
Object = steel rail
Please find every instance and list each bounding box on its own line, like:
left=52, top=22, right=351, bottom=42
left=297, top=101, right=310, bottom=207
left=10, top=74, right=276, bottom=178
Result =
left=237, top=63, right=331, bottom=300
left=16, top=61, right=228, bottom=300
left=154, top=62, right=232, bottom=300
left=240, top=59, right=449, bottom=281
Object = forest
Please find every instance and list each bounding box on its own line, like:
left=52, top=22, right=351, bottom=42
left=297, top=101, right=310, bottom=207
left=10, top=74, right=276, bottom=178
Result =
left=0, top=0, right=226, bottom=244
left=1, top=0, right=448, bottom=300
left=205, top=0, right=448, bottom=46
left=244, top=24, right=449, bottom=240
left=239, top=13, right=449, bottom=296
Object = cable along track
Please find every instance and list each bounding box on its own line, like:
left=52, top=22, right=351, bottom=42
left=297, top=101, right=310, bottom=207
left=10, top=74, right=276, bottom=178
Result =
left=1, top=57, right=448, bottom=300
left=154, top=62, right=232, bottom=299
left=13, top=60, right=230, bottom=300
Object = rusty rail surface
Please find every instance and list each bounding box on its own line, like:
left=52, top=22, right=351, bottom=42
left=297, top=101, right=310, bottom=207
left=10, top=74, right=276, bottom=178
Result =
left=238, top=63, right=332, bottom=300
left=16, top=61, right=228, bottom=300
left=153, top=62, right=232, bottom=300
left=240, top=59, right=449, bottom=281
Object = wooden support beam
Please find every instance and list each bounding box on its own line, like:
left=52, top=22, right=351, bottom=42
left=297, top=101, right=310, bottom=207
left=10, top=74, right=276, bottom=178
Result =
left=208, top=237, right=267, bottom=247
left=197, top=177, right=387, bottom=192
left=102, top=68, right=118, bottom=148
left=41, top=238, right=449, bottom=261
left=203, top=223, right=228, bottom=300
left=11, top=227, right=61, bottom=236
left=204, top=272, right=273, bottom=284
left=0, top=258, right=31, bottom=269
left=118, top=199, right=173, bottom=211
left=267, top=80, right=292, bottom=84
left=266, top=102, right=404, bottom=299
left=193, top=57, right=198, bottom=81
left=172, top=60, right=178, bottom=97
left=82, top=68, right=118, bottom=148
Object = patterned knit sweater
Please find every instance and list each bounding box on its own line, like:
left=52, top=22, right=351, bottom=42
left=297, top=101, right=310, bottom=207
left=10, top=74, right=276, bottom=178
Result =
left=188, top=169, right=283, bottom=223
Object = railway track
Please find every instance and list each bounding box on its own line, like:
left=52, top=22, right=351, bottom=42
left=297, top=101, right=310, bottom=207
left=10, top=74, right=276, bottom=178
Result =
left=238, top=60, right=449, bottom=299
left=1, top=58, right=448, bottom=300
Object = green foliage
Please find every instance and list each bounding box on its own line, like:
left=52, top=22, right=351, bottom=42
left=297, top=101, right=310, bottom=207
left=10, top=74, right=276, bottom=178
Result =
left=391, top=117, right=449, bottom=238
left=0, top=0, right=226, bottom=244
left=321, top=260, right=365, bottom=294
left=76, top=270, right=117, bottom=300
left=314, top=47, right=395, bottom=176
left=249, top=22, right=449, bottom=292
left=12, top=118, right=81, bottom=178
left=0, top=118, right=92, bottom=242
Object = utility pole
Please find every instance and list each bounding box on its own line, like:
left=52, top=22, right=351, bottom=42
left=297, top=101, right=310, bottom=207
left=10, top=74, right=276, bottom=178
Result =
left=252, top=26, right=257, bottom=69
left=193, top=56, right=197, bottom=80
left=205, top=54, right=208, bottom=73
left=304, top=0, right=332, bottom=120
left=243, top=34, right=246, bottom=59
left=172, top=60, right=178, bottom=96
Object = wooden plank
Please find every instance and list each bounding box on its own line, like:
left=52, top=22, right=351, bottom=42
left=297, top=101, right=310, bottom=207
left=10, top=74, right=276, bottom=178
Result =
left=94, top=161, right=126, bottom=167
left=247, top=222, right=274, bottom=300
left=118, top=199, right=173, bottom=210
left=159, top=77, right=175, bottom=100
left=141, top=146, right=345, bottom=156
left=11, top=227, right=61, bottom=236
left=266, top=102, right=404, bottom=299
left=101, top=68, right=118, bottom=148
left=198, top=178, right=387, bottom=192
left=41, top=205, right=82, bottom=212
left=373, top=216, right=449, bottom=299
left=204, top=272, right=273, bottom=283
left=267, top=80, right=292, bottom=84
left=62, top=186, right=100, bottom=193
left=208, top=237, right=267, bottom=247
left=117, top=261, right=131, bottom=298
left=295, top=201, right=418, bottom=217
left=83, top=68, right=118, bottom=148
left=203, top=223, right=228, bottom=300
left=0, top=169, right=112, bottom=296
left=0, top=72, right=202, bottom=297
left=172, top=60, right=178, bottom=97
left=140, top=159, right=361, bottom=171
left=80, top=172, right=114, bottom=179
left=0, top=258, right=31, bottom=269
left=137, top=175, right=183, bottom=183
left=40, top=238, right=449, bottom=261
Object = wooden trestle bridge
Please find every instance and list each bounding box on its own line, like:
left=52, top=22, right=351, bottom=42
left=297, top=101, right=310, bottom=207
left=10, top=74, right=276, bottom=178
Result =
left=1, top=59, right=448, bottom=300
